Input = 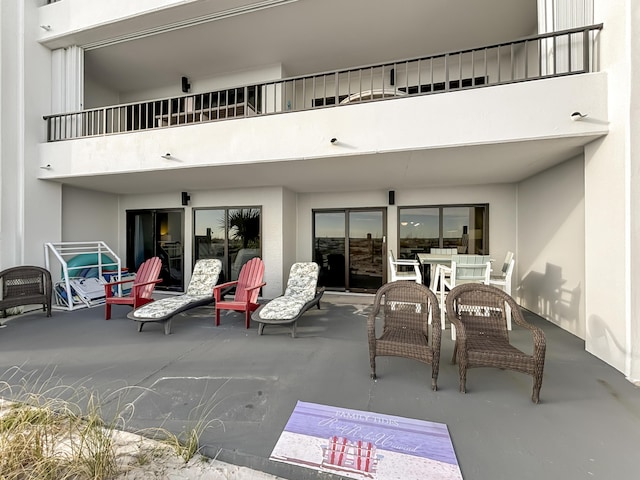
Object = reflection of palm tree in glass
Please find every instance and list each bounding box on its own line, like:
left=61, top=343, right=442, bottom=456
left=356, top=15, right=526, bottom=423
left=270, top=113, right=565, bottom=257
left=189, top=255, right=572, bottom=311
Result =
left=225, top=209, right=260, bottom=248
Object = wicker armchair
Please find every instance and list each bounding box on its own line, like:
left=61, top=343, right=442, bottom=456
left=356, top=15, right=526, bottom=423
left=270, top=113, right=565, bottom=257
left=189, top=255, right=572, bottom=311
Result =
left=446, top=283, right=546, bottom=403
left=0, top=266, right=52, bottom=318
left=368, top=281, right=441, bottom=390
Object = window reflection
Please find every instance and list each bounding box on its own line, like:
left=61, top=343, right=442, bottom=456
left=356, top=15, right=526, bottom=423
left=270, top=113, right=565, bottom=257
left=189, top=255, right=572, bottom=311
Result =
left=194, top=207, right=261, bottom=282
left=399, top=205, right=487, bottom=257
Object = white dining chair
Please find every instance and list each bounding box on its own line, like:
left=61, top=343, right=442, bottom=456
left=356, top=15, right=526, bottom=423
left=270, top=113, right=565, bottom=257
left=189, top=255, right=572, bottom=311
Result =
left=435, top=254, right=491, bottom=339
left=388, top=250, right=422, bottom=284
left=489, top=251, right=515, bottom=329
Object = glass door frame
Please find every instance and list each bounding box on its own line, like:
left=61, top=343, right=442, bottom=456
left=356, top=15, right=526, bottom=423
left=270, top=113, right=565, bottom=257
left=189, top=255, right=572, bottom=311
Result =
left=312, top=207, right=387, bottom=293
left=125, top=208, right=185, bottom=292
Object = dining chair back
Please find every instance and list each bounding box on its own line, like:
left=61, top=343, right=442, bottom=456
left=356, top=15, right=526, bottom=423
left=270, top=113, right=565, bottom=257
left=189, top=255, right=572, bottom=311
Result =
left=489, top=251, right=515, bottom=330
left=434, top=254, right=491, bottom=338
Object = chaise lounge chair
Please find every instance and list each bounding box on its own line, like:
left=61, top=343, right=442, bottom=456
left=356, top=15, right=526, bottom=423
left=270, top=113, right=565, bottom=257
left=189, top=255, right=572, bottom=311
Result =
left=127, top=259, right=222, bottom=334
left=253, top=262, right=324, bottom=338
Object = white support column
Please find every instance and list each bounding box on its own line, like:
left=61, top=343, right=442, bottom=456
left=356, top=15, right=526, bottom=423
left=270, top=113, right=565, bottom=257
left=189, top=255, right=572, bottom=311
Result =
left=627, top=0, right=640, bottom=384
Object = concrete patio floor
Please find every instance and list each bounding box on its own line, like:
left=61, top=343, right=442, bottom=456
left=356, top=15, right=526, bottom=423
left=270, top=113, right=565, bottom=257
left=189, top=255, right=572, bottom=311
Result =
left=1, top=292, right=639, bottom=480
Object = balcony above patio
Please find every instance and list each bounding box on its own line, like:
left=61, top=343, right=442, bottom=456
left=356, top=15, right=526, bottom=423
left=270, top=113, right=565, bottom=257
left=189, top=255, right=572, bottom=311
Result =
left=38, top=26, right=608, bottom=195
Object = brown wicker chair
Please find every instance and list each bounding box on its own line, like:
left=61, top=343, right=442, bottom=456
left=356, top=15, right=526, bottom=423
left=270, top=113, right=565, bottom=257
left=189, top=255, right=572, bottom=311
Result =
left=0, top=266, right=52, bottom=319
left=446, top=283, right=546, bottom=403
left=368, top=281, right=441, bottom=390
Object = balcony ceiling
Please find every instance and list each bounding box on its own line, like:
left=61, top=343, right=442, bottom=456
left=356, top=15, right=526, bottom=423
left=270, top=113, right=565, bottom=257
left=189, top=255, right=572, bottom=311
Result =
left=50, top=0, right=539, bottom=94
left=51, top=136, right=600, bottom=196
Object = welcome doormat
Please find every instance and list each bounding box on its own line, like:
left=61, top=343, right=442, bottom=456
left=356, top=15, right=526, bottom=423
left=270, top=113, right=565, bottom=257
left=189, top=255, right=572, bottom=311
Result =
left=270, top=401, right=463, bottom=480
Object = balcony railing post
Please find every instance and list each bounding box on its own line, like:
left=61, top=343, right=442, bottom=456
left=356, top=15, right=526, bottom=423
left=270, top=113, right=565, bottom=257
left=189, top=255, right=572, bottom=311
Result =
left=42, top=24, right=603, bottom=142
left=583, top=28, right=591, bottom=72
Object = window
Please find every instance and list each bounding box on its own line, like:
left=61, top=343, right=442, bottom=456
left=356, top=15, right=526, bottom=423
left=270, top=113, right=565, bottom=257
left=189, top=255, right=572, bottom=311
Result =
left=194, top=207, right=261, bottom=282
left=398, top=205, right=488, bottom=258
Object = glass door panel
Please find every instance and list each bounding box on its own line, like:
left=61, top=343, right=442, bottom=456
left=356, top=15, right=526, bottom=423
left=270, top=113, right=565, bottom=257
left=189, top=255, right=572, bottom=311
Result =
left=228, top=208, right=261, bottom=281
left=314, top=209, right=385, bottom=293
left=194, top=209, right=226, bottom=267
left=314, top=212, right=346, bottom=289
left=126, top=209, right=184, bottom=291
left=156, top=211, right=184, bottom=291
left=193, top=207, right=262, bottom=283
left=348, top=210, right=385, bottom=291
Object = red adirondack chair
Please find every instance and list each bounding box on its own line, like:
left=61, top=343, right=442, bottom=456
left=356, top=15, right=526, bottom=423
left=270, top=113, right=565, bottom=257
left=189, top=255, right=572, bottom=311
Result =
left=213, top=257, right=265, bottom=328
left=104, top=256, right=162, bottom=320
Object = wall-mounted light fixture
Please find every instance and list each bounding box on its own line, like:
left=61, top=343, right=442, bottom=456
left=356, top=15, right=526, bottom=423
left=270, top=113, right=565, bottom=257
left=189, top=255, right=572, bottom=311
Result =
left=39, top=164, right=51, bottom=170
left=40, top=25, right=52, bottom=31
left=570, top=111, right=587, bottom=121
left=181, top=76, right=191, bottom=93
left=330, top=138, right=338, bottom=144
left=161, top=153, right=172, bottom=159
left=181, top=191, right=191, bottom=206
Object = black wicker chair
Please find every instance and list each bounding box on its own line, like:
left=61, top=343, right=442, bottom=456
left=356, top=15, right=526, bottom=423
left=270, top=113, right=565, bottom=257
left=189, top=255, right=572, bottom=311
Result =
left=368, top=281, right=441, bottom=390
left=0, top=266, right=52, bottom=319
left=446, top=283, right=546, bottom=403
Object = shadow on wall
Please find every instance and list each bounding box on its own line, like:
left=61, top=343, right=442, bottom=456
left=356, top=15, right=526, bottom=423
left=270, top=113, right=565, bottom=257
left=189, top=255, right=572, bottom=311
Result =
left=587, top=314, right=626, bottom=370
left=517, top=263, right=582, bottom=332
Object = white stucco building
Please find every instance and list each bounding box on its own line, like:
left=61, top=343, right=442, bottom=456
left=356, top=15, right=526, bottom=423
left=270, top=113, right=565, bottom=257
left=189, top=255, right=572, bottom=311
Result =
left=1, top=0, right=638, bottom=383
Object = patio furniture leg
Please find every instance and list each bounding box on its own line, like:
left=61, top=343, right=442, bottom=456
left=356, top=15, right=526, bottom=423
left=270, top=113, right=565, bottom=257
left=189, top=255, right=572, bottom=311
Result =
left=164, top=319, right=172, bottom=335
left=370, top=355, right=377, bottom=380
left=459, top=363, right=467, bottom=393
left=258, top=322, right=265, bottom=335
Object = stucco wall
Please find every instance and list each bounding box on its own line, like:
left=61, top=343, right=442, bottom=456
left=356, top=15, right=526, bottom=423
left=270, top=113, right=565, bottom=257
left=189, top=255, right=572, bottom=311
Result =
left=518, top=155, right=585, bottom=339
left=62, top=185, right=119, bottom=247
left=119, top=186, right=284, bottom=298
left=582, top=1, right=631, bottom=374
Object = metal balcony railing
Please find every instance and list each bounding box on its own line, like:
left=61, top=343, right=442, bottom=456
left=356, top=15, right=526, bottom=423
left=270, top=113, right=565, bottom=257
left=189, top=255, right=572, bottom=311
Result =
left=44, top=24, right=602, bottom=142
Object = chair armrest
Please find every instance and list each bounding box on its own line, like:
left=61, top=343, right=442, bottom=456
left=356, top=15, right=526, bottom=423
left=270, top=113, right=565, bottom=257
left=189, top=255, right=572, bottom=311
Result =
left=438, top=264, right=452, bottom=274
left=394, top=259, right=420, bottom=266
left=213, top=280, right=238, bottom=301
left=241, top=282, right=267, bottom=301
left=510, top=305, right=547, bottom=353
left=213, top=280, right=238, bottom=291
left=130, top=279, right=162, bottom=292
left=104, top=278, right=135, bottom=287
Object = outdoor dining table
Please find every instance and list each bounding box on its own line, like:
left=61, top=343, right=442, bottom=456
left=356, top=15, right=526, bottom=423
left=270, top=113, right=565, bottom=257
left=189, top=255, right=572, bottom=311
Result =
left=416, top=253, right=453, bottom=290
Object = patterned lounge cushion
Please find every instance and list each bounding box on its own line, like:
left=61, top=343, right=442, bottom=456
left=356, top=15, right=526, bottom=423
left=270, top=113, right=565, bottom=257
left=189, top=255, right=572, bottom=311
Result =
left=258, top=262, right=320, bottom=321
left=185, top=259, right=222, bottom=296
left=258, top=296, right=306, bottom=321
left=283, top=262, right=319, bottom=302
left=132, top=295, right=208, bottom=319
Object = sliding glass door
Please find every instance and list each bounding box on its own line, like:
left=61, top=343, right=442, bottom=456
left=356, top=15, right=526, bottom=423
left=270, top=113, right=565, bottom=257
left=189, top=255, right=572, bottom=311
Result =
left=313, top=208, right=386, bottom=293
left=126, top=209, right=184, bottom=291
left=193, top=207, right=261, bottom=283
